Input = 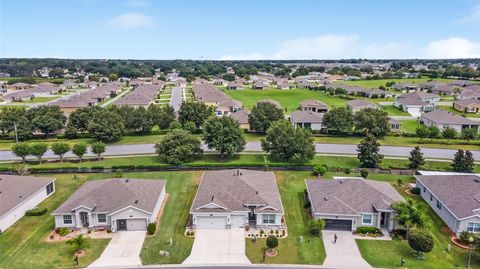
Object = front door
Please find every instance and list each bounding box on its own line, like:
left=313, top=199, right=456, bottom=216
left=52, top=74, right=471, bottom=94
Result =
left=380, top=212, right=387, bottom=227
left=117, top=219, right=127, bottom=231
left=80, top=212, right=89, bottom=227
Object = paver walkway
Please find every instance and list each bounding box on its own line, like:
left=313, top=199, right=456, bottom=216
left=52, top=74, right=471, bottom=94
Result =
left=183, top=228, right=251, bottom=265
left=89, top=231, right=145, bottom=268
left=322, top=231, right=372, bottom=269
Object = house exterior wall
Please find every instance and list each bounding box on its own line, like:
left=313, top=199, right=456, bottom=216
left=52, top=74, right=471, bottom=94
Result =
left=54, top=214, right=78, bottom=228
left=255, top=213, right=282, bottom=226
left=0, top=182, right=55, bottom=232
left=110, top=207, right=151, bottom=232
left=150, top=184, right=166, bottom=222
left=313, top=213, right=361, bottom=230
left=458, top=216, right=480, bottom=235
left=417, top=180, right=461, bottom=235
left=420, top=116, right=464, bottom=132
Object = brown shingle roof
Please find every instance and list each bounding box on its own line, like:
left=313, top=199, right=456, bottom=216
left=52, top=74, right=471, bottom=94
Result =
left=290, top=110, right=323, bottom=123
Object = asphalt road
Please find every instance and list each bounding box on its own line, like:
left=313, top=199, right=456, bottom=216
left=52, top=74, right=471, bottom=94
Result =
left=120, top=266, right=326, bottom=269
left=170, top=87, right=183, bottom=112
left=1, top=142, right=478, bottom=162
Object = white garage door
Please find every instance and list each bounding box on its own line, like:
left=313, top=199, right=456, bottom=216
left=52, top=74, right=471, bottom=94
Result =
left=231, top=215, right=246, bottom=228
left=127, top=219, right=147, bottom=231
left=196, top=216, right=227, bottom=229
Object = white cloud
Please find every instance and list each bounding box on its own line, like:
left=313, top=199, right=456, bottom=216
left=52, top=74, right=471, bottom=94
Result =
left=453, top=3, right=480, bottom=24
left=219, top=34, right=480, bottom=60
left=106, top=12, right=154, bottom=30
left=421, top=37, right=480, bottom=59
left=272, top=34, right=358, bottom=60
left=124, top=0, right=149, bottom=7
left=218, top=52, right=268, bottom=60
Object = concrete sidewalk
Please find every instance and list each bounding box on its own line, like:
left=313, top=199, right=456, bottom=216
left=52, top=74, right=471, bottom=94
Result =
left=322, top=231, right=372, bottom=269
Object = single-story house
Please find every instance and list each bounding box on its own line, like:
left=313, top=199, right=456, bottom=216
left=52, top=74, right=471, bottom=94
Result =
left=277, top=82, right=294, bottom=90
left=252, top=81, right=269, bottom=90
left=52, top=178, right=166, bottom=232
left=256, top=99, right=281, bottom=109
left=394, top=98, right=434, bottom=117
left=0, top=175, right=55, bottom=232
left=416, top=175, right=480, bottom=236
left=347, top=99, right=379, bottom=113
left=226, top=81, right=244, bottom=90
left=228, top=110, right=250, bottom=130
left=216, top=99, right=242, bottom=116
left=391, top=83, right=419, bottom=92
left=420, top=109, right=479, bottom=132
left=398, top=91, right=440, bottom=103
left=305, top=178, right=404, bottom=231
left=289, top=110, right=324, bottom=131
left=299, top=99, right=329, bottom=113
left=189, top=169, right=284, bottom=229
left=389, top=118, right=401, bottom=132
left=453, top=99, right=480, bottom=114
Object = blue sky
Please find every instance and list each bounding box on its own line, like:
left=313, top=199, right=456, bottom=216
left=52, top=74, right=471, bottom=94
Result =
left=1, top=0, right=480, bottom=59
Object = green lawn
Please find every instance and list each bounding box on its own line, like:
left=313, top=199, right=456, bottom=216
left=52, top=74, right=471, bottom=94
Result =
left=400, top=120, right=422, bottom=134
left=356, top=188, right=480, bottom=269
left=0, top=174, right=111, bottom=269
left=224, top=88, right=349, bottom=112
left=439, top=106, right=480, bottom=118
left=381, top=105, right=410, bottom=116
left=246, top=171, right=326, bottom=264
left=21, top=96, right=59, bottom=103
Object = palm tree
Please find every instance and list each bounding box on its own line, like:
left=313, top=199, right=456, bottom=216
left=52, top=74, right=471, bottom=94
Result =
left=393, top=199, right=429, bottom=238
left=66, top=235, right=88, bottom=254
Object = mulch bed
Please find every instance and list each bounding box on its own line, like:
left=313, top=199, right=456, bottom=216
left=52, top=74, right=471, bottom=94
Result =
left=451, top=236, right=471, bottom=250
left=265, top=248, right=278, bottom=257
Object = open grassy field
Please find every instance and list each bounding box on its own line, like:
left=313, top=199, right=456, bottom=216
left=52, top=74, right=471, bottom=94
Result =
left=0, top=173, right=111, bottom=269
left=338, top=78, right=460, bottom=89
left=21, top=96, right=59, bottom=104
left=246, top=171, right=326, bottom=264
left=399, top=119, right=422, bottom=134
left=356, top=183, right=480, bottom=269
left=224, top=88, right=349, bottom=112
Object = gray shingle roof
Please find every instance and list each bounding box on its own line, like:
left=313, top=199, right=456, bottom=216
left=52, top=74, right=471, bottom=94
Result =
left=290, top=110, right=324, bottom=123
left=53, top=178, right=165, bottom=214
left=0, top=175, right=55, bottom=216
left=300, top=99, right=328, bottom=109
left=396, top=98, right=429, bottom=106
left=306, top=179, right=404, bottom=215
left=228, top=110, right=249, bottom=124
left=421, top=109, right=479, bottom=125
left=416, top=175, right=480, bottom=219
left=347, top=99, right=378, bottom=109
left=191, top=169, right=284, bottom=214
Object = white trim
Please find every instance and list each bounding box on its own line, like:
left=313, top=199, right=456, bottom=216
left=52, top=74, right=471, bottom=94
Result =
left=71, top=205, right=94, bottom=211
left=108, top=205, right=152, bottom=216
left=196, top=202, right=228, bottom=211
left=189, top=171, right=205, bottom=214
left=63, top=214, right=73, bottom=225
left=361, top=213, right=373, bottom=225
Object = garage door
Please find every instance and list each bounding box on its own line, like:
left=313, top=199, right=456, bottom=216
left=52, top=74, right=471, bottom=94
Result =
left=196, top=216, right=227, bottom=229
left=231, top=215, right=246, bottom=228
left=126, top=219, right=147, bottom=231
left=324, top=219, right=352, bottom=231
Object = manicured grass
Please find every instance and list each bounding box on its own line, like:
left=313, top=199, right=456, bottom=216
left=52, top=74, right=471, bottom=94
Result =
left=400, top=120, right=422, bottom=134
left=338, top=78, right=460, bottom=90
left=356, top=190, right=480, bottom=269
left=246, top=171, right=326, bottom=264
left=381, top=105, right=410, bottom=116
left=0, top=174, right=111, bottom=269
left=139, top=171, right=199, bottom=264
left=224, top=88, right=349, bottom=112
left=21, top=96, right=59, bottom=103
left=439, top=106, right=480, bottom=118
left=3, top=153, right=478, bottom=174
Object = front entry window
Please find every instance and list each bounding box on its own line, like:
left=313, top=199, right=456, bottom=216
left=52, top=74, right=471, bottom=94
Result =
left=362, top=214, right=373, bottom=225
left=262, top=214, right=276, bottom=224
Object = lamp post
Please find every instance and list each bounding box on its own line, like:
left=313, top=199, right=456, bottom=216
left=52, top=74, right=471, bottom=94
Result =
left=467, top=236, right=474, bottom=268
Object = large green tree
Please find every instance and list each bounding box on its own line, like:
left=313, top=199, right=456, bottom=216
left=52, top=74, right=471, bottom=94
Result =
left=322, top=107, right=354, bottom=134
left=27, top=105, right=66, bottom=137
left=178, top=102, right=215, bottom=129
left=452, top=149, right=475, bottom=172
left=393, top=199, right=429, bottom=231
left=148, top=104, right=176, bottom=130
left=91, top=141, right=106, bottom=160
left=72, top=143, right=87, bottom=162
left=408, top=146, right=425, bottom=169
left=29, top=142, right=48, bottom=164
left=408, top=229, right=434, bottom=258
left=154, top=129, right=203, bottom=165
left=65, top=106, right=98, bottom=138
left=0, top=107, right=32, bottom=141
left=356, top=133, right=383, bottom=168
left=261, top=120, right=315, bottom=162
left=87, top=109, right=125, bottom=141
left=248, top=102, right=284, bottom=133
left=51, top=142, right=70, bottom=163
left=353, top=108, right=390, bottom=136
left=203, top=116, right=245, bottom=159
left=12, top=142, right=31, bottom=164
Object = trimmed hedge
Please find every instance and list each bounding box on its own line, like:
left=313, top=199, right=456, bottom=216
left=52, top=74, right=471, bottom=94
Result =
left=356, top=226, right=382, bottom=235
left=25, top=207, right=47, bottom=216
left=147, top=223, right=156, bottom=235
left=410, top=187, right=421, bottom=195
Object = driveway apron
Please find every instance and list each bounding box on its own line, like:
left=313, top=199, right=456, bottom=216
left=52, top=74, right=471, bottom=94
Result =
left=322, top=230, right=372, bottom=269
left=89, top=231, right=146, bottom=268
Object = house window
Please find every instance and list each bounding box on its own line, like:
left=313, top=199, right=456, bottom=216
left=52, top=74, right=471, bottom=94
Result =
left=63, top=215, right=73, bottom=224
left=436, top=199, right=442, bottom=210
left=97, top=214, right=107, bottom=223
left=362, top=214, right=373, bottom=225
left=467, top=222, right=480, bottom=233
left=262, top=214, right=276, bottom=224
left=46, top=182, right=54, bottom=195
left=430, top=193, right=433, bottom=201
left=423, top=186, right=426, bottom=193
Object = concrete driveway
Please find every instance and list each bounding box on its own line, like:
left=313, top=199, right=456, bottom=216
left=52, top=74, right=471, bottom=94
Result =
left=183, top=228, right=251, bottom=265
left=89, top=231, right=146, bottom=268
left=322, top=231, right=372, bottom=269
